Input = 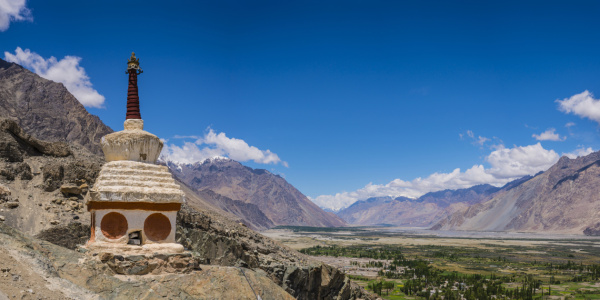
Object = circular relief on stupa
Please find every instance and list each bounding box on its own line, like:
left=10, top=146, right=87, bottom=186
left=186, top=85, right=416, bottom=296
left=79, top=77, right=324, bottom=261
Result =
left=144, top=213, right=171, bottom=241
left=100, top=212, right=128, bottom=239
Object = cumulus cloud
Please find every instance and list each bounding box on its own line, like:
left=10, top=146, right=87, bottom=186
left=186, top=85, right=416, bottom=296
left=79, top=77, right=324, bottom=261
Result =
left=532, top=128, right=565, bottom=141
left=0, top=0, right=32, bottom=31
left=485, top=143, right=559, bottom=178
left=161, top=128, right=288, bottom=167
left=563, top=146, right=594, bottom=159
left=556, top=90, right=600, bottom=124
left=4, top=47, right=105, bottom=108
left=313, top=142, right=562, bottom=211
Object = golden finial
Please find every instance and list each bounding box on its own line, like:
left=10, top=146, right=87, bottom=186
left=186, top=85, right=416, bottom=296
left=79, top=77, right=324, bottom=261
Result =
left=126, top=52, right=143, bottom=74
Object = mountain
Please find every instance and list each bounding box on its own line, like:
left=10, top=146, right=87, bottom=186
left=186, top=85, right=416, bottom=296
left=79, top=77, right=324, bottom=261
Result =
left=418, top=184, right=500, bottom=207
left=433, top=151, right=600, bottom=234
left=0, top=58, right=112, bottom=154
left=336, top=184, right=503, bottom=227
left=167, top=159, right=347, bottom=229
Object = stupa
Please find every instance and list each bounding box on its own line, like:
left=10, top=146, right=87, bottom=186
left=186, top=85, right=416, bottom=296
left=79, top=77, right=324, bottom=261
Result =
left=85, top=53, right=185, bottom=254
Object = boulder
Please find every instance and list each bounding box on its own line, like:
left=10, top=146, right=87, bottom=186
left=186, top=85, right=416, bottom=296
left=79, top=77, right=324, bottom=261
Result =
left=5, top=202, right=18, bottom=209
left=0, top=184, right=10, bottom=202
left=60, top=184, right=81, bottom=195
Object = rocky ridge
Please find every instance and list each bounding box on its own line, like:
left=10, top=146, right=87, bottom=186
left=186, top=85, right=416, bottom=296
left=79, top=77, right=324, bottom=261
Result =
left=167, top=159, right=347, bottom=230
left=0, top=59, right=113, bottom=155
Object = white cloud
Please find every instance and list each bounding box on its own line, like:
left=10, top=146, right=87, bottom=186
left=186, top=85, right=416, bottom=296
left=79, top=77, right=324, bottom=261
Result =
left=485, top=143, right=559, bottom=179
left=565, top=122, right=576, bottom=128
left=160, top=128, right=288, bottom=167
left=532, top=128, right=565, bottom=141
left=313, top=142, right=561, bottom=211
left=0, top=0, right=32, bottom=31
left=475, top=136, right=490, bottom=146
left=4, top=47, right=105, bottom=108
left=556, top=90, right=600, bottom=124
left=466, top=130, right=474, bottom=138
left=563, top=146, right=594, bottom=159
left=463, top=130, right=491, bottom=147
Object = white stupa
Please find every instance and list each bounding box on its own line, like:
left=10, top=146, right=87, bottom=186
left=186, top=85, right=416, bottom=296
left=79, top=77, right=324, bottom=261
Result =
left=85, top=53, right=184, bottom=254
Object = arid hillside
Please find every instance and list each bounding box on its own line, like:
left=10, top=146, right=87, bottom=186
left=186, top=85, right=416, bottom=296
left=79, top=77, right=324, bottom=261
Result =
left=433, top=151, right=600, bottom=234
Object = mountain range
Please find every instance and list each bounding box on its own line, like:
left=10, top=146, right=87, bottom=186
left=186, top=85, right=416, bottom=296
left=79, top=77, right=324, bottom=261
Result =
left=336, top=184, right=503, bottom=227
left=433, top=152, right=600, bottom=234
left=336, top=150, right=600, bottom=235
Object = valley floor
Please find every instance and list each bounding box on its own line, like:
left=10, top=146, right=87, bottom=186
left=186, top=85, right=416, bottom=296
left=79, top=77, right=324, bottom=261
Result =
left=263, top=226, right=600, bottom=300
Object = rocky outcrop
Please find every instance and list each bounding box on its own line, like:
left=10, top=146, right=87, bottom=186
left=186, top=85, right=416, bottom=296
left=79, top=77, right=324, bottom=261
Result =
left=434, top=152, right=600, bottom=234
left=0, top=59, right=113, bottom=154
left=176, top=205, right=375, bottom=300
left=0, top=120, right=103, bottom=235
left=0, top=118, right=71, bottom=159
left=168, top=158, right=347, bottom=229
left=99, top=252, right=202, bottom=275
left=0, top=222, right=296, bottom=300
left=35, top=222, right=90, bottom=250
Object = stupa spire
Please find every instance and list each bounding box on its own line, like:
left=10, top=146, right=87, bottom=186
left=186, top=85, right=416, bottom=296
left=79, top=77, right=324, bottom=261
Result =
left=126, top=52, right=143, bottom=119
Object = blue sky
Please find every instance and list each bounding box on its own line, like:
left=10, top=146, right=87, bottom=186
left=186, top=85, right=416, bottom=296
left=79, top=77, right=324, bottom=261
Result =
left=3, top=0, right=600, bottom=210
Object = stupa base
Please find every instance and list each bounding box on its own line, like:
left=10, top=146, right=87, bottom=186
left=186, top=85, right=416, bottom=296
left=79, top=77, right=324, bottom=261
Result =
left=84, top=241, right=184, bottom=255
left=80, top=250, right=203, bottom=275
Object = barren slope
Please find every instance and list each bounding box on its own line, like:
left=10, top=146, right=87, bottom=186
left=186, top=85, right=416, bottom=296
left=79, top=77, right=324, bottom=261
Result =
left=433, top=152, right=600, bottom=234
left=0, top=59, right=112, bottom=155
left=168, top=159, right=346, bottom=228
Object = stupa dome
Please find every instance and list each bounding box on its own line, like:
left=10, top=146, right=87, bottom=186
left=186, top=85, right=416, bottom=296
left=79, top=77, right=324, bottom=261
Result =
left=101, top=119, right=163, bottom=164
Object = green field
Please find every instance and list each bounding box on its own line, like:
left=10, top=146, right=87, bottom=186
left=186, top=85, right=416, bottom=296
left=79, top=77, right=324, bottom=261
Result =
left=265, top=226, right=600, bottom=300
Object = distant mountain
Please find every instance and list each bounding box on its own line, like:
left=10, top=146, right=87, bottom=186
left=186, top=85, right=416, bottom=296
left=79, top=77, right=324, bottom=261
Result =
left=433, top=151, right=600, bottom=234
left=418, top=184, right=500, bottom=207
left=167, top=159, right=347, bottom=229
left=336, top=184, right=506, bottom=227
left=0, top=59, right=112, bottom=154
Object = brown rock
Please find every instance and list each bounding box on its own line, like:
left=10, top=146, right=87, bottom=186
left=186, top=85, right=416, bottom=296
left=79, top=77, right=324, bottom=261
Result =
left=0, top=184, right=10, bottom=200
left=5, top=202, right=18, bottom=209
left=60, top=184, right=81, bottom=195
left=79, top=183, right=88, bottom=193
